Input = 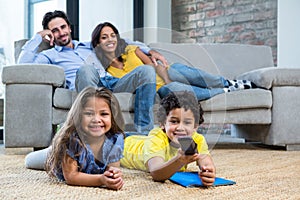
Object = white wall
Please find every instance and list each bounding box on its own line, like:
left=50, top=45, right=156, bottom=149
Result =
left=0, top=0, right=25, bottom=64
left=144, top=0, right=171, bottom=44
left=79, top=0, right=133, bottom=42
left=32, top=0, right=66, bottom=34
left=278, top=0, right=300, bottom=67
left=79, top=0, right=171, bottom=43
left=0, top=0, right=65, bottom=64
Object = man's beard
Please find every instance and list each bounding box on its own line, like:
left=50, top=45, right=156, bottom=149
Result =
left=55, top=34, right=72, bottom=46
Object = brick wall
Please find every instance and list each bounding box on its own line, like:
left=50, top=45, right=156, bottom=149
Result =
left=172, top=0, right=278, bottom=65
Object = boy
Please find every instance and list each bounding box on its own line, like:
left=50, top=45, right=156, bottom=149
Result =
left=121, top=91, right=216, bottom=186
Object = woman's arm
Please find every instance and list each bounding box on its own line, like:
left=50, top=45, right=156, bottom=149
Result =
left=197, top=154, right=216, bottom=186
left=135, top=47, right=172, bottom=84
left=146, top=150, right=199, bottom=182
left=62, top=155, right=123, bottom=190
left=124, top=38, right=168, bottom=66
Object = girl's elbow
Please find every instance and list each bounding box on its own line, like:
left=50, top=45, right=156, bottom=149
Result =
left=64, top=176, right=75, bottom=185
left=63, top=173, right=78, bottom=186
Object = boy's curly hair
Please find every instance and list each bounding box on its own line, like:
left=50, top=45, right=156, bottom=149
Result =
left=157, top=91, right=204, bottom=126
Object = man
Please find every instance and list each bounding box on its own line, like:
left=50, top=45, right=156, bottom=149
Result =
left=18, top=10, right=167, bottom=135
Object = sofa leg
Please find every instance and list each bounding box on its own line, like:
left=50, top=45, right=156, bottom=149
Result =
left=286, top=144, right=300, bottom=151
left=232, top=124, right=300, bottom=150
left=33, top=147, right=47, bottom=151
left=231, top=124, right=270, bottom=143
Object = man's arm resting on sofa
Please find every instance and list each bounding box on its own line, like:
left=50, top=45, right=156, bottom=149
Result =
left=17, top=34, right=52, bottom=64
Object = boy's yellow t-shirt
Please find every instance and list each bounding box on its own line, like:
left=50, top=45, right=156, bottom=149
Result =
left=120, top=127, right=210, bottom=171
left=107, top=45, right=165, bottom=91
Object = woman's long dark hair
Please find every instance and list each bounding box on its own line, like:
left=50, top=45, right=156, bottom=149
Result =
left=91, top=22, right=127, bottom=69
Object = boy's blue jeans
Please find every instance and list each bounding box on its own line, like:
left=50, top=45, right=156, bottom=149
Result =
left=76, top=65, right=156, bottom=135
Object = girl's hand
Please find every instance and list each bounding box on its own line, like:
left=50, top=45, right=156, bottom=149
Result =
left=102, top=167, right=124, bottom=190
left=198, top=165, right=216, bottom=187
left=107, top=166, right=123, bottom=179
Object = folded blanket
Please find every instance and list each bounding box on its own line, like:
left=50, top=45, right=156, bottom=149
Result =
left=170, top=172, right=236, bottom=187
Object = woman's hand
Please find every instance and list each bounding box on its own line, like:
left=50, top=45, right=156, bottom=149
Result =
left=148, top=50, right=168, bottom=67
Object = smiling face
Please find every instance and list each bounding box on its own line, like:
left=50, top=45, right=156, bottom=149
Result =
left=162, top=108, right=198, bottom=144
left=98, top=26, right=118, bottom=54
left=48, top=17, right=72, bottom=47
left=81, top=96, right=112, bottom=140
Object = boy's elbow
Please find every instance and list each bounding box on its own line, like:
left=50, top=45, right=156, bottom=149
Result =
left=150, top=171, right=167, bottom=182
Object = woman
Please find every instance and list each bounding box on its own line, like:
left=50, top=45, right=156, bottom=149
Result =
left=91, top=22, right=257, bottom=101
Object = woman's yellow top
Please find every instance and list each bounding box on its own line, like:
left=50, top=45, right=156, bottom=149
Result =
left=107, top=45, right=165, bottom=91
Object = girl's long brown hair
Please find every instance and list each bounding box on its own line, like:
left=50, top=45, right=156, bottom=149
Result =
left=45, top=87, right=124, bottom=178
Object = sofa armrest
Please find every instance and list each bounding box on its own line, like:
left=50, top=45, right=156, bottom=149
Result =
left=236, top=67, right=300, bottom=89
left=2, top=64, right=65, bottom=87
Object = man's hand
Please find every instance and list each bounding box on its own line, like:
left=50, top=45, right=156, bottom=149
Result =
left=38, top=30, right=54, bottom=46
left=149, top=50, right=168, bottom=67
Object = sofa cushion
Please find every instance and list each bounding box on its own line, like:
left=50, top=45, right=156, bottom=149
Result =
left=54, top=88, right=271, bottom=113
left=236, top=67, right=300, bottom=89
left=53, top=88, right=77, bottom=109
left=149, top=43, right=274, bottom=79
left=53, top=88, right=135, bottom=112
left=200, top=88, right=272, bottom=111
left=204, top=108, right=271, bottom=124
left=114, top=93, right=135, bottom=111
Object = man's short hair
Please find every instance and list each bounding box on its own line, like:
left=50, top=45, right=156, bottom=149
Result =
left=42, top=10, right=71, bottom=30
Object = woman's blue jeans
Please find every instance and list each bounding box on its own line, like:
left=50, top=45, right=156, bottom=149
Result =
left=158, top=63, right=228, bottom=101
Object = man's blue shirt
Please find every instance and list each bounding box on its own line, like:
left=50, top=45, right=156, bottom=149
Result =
left=18, top=34, right=151, bottom=90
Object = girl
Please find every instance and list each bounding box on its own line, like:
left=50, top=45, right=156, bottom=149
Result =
left=45, top=87, right=125, bottom=190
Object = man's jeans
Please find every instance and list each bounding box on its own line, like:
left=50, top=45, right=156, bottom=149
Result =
left=158, top=63, right=228, bottom=101
left=76, top=65, right=156, bottom=135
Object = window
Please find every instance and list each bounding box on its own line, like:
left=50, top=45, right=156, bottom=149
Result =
left=27, top=0, right=66, bottom=38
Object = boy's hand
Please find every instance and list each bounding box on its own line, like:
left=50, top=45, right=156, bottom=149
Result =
left=198, top=165, right=216, bottom=186
left=177, top=149, right=199, bottom=165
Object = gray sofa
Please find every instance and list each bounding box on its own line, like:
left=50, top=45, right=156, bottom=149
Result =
left=2, top=42, right=300, bottom=150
